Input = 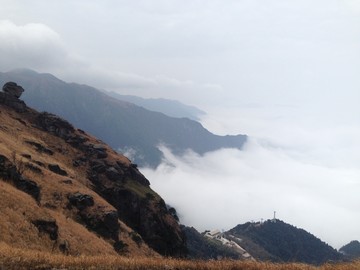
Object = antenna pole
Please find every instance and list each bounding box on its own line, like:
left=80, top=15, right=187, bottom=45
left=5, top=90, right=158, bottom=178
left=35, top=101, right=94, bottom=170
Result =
left=272, top=211, right=277, bottom=223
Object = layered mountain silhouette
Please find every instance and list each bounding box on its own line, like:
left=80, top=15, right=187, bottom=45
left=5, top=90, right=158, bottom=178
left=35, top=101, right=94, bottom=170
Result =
left=106, top=92, right=206, bottom=121
left=0, top=69, right=247, bottom=168
left=0, top=84, right=186, bottom=256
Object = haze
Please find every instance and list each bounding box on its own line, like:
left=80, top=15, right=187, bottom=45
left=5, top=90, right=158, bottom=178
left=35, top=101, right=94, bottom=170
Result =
left=0, top=0, right=359, bottom=248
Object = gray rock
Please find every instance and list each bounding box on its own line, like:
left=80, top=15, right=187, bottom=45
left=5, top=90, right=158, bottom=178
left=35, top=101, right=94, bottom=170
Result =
left=2, top=82, right=24, bottom=98
left=15, top=176, right=41, bottom=201
left=105, top=167, right=124, bottom=182
left=0, top=154, right=40, bottom=201
left=36, top=112, right=75, bottom=140
left=48, top=164, right=68, bottom=176
left=68, top=192, right=94, bottom=210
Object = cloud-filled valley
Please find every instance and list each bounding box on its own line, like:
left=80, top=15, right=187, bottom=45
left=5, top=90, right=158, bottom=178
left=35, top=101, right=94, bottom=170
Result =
left=0, top=0, right=359, bottom=251
left=144, top=140, right=359, bottom=249
left=143, top=104, right=360, bottom=249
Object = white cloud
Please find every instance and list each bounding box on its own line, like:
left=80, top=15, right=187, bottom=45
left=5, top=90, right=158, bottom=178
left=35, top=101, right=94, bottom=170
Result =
left=0, top=20, right=68, bottom=70
left=1, top=1, right=359, bottom=108
left=200, top=104, right=360, bottom=169
left=142, top=100, right=360, bottom=250
left=142, top=138, right=360, bottom=249
left=0, top=20, right=220, bottom=106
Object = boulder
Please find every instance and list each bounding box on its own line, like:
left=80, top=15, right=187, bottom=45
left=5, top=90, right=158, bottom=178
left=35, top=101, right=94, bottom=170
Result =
left=25, top=163, right=43, bottom=174
left=36, top=112, right=75, bottom=139
left=2, top=82, right=24, bottom=98
left=0, top=154, right=40, bottom=201
left=48, top=164, right=68, bottom=176
left=68, top=192, right=94, bottom=210
left=32, top=219, right=58, bottom=240
left=79, top=210, right=120, bottom=240
left=90, top=160, right=106, bottom=173
left=25, top=140, right=54, bottom=155
left=105, top=167, right=124, bottom=182
left=0, top=91, right=27, bottom=112
left=66, top=135, right=88, bottom=148
left=15, top=176, right=41, bottom=201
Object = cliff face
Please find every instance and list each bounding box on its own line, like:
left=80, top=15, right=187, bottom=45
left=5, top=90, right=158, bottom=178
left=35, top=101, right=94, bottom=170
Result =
left=0, top=85, right=186, bottom=257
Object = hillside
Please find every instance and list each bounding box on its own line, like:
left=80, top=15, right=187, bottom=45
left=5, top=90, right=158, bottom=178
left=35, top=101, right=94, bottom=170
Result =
left=340, top=241, right=360, bottom=260
left=0, top=83, right=186, bottom=257
left=0, top=69, right=247, bottom=168
left=227, top=220, right=343, bottom=265
left=181, top=226, right=243, bottom=260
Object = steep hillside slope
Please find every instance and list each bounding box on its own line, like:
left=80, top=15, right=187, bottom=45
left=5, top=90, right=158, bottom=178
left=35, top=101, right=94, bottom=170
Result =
left=227, top=220, right=342, bottom=265
left=0, top=69, right=247, bottom=167
left=0, top=85, right=186, bottom=257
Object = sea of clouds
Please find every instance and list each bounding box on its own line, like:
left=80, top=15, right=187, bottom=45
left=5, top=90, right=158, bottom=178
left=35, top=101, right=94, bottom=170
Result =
left=142, top=104, right=360, bottom=249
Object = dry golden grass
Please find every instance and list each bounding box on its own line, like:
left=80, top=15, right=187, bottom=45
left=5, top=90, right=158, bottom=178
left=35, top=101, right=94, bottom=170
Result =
left=0, top=105, right=156, bottom=257
left=0, top=242, right=359, bottom=270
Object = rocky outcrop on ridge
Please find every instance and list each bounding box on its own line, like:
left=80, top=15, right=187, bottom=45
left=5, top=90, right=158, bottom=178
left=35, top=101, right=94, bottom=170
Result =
left=3, top=81, right=24, bottom=98
left=0, top=82, right=27, bottom=112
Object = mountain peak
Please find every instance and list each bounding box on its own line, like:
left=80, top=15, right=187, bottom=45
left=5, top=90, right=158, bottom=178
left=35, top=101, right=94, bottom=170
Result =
left=227, top=219, right=343, bottom=265
left=340, top=240, right=360, bottom=259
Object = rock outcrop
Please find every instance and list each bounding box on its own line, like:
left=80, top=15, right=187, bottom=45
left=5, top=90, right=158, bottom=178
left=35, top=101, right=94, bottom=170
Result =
left=68, top=192, right=94, bottom=210
left=0, top=154, right=41, bottom=201
left=3, top=82, right=24, bottom=98
left=32, top=219, right=59, bottom=240
left=0, top=82, right=27, bottom=112
left=48, top=164, right=68, bottom=176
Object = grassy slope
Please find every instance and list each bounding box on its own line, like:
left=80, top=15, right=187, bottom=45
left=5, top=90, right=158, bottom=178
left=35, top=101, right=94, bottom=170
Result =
left=0, top=104, right=156, bottom=257
left=0, top=243, right=359, bottom=270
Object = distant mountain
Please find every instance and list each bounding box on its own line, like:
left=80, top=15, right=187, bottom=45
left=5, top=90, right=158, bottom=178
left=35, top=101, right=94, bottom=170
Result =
left=340, top=240, right=360, bottom=260
left=106, top=92, right=206, bottom=121
left=227, top=220, right=343, bottom=265
left=0, top=69, right=247, bottom=167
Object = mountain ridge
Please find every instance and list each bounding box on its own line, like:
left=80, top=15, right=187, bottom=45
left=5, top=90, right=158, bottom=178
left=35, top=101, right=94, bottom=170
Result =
left=106, top=91, right=206, bottom=121
left=0, top=69, right=247, bottom=168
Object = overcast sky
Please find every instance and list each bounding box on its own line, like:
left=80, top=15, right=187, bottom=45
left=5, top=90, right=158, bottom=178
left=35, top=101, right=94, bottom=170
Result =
left=0, top=1, right=359, bottom=249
